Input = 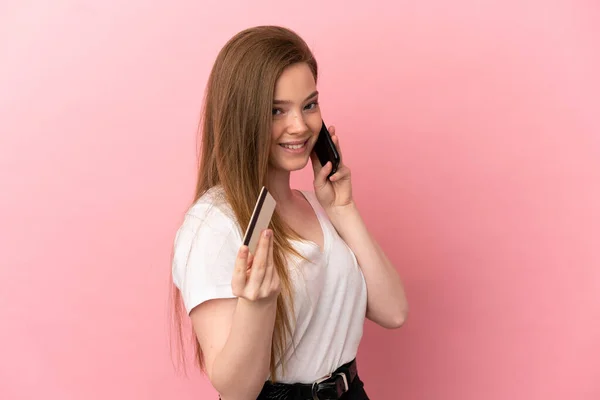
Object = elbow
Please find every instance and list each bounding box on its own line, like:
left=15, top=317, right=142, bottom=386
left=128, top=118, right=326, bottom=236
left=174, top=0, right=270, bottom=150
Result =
left=209, top=365, right=267, bottom=400
left=215, top=384, right=263, bottom=400
left=385, top=305, right=409, bottom=329
left=390, top=309, right=408, bottom=329
left=218, top=393, right=259, bottom=400
left=212, top=377, right=266, bottom=400
left=369, top=305, right=409, bottom=329
left=218, top=393, right=260, bottom=400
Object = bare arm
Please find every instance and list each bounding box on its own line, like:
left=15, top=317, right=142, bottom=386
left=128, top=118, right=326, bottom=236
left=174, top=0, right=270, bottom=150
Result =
left=310, top=125, right=408, bottom=330
left=190, top=229, right=280, bottom=400
left=329, top=203, right=408, bottom=329
left=191, top=298, right=276, bottom=399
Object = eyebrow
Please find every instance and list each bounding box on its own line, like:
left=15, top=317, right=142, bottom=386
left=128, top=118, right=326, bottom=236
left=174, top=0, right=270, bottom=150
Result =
left=273, top=90, right=319, bottom=105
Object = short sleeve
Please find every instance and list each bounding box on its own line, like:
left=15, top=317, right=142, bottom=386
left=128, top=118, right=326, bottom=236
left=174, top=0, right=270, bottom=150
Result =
left=171, top=203, right=243, bottom=314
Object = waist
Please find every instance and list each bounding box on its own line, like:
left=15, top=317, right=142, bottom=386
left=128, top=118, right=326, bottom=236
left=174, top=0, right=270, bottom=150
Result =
left=257, top=358, right=359, bottom=400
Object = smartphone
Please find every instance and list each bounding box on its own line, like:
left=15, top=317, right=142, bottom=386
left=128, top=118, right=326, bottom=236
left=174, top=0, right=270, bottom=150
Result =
left=242, top=186, right=277, bottom=255
left=313, top=120, right=340, bottom=178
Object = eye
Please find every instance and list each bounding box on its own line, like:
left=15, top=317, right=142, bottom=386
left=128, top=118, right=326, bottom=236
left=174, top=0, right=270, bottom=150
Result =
left=304, top=101, right=319, bottom=111
left=272, top=108, right=283, bottom=116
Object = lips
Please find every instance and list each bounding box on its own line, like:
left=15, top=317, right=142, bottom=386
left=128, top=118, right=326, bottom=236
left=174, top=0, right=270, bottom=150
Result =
left=280, top=142, right=306, bottom=150
left=279, top=139, right=308, bottom=149
left=278, top=138, right=310, bottom=153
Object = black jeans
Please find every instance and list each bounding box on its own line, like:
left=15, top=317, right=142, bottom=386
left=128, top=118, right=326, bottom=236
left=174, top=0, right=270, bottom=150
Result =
left=218, top=380, right=369, bottom=400
left=219, top=361, right=369, bottom=400
left=255, top=370, right=369, bottom=400
left=252, top=377, right=369, bottom=399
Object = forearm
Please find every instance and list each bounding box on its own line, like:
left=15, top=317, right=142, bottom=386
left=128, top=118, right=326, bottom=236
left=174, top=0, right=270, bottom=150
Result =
left=328, top=202, right=408, bottom=328
left=211, top=298, right=277, bottom=400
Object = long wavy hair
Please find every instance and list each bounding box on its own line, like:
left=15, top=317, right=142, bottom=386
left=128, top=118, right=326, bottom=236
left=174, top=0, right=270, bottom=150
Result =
left=169, top=25, right=318, bottom=382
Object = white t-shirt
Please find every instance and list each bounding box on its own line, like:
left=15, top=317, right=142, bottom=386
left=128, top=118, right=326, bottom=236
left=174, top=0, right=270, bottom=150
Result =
left=171, top=186, right=368, bottom=384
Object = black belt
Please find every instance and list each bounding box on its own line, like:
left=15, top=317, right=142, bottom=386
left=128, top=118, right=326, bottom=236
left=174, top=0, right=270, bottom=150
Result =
left=257, top=358, right=358, bottom=400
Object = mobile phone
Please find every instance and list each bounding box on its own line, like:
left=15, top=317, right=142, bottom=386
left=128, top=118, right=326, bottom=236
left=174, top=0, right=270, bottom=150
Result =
left=313, top=120, right=340, bottom=178
left=242, top=186, right=277, bottom=254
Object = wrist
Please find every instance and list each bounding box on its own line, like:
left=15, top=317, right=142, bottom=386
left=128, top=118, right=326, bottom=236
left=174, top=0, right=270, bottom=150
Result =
left=326, top=201, right=361, bottom=229
left=237, top=296, right=278, bottom=312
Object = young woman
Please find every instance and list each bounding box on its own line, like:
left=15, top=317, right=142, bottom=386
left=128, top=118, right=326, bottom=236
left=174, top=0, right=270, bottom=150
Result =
left=171, top=25, right=408, bottom=400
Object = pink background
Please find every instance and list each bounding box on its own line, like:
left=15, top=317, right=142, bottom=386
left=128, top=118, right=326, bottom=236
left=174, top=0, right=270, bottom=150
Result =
left=1, top=1, right=599, bottom=399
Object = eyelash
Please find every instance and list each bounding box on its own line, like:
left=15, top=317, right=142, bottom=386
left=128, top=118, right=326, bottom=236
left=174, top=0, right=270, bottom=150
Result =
left=272, top=101, right=319, bottom=116
left=306, top=101, right=319, bottom=110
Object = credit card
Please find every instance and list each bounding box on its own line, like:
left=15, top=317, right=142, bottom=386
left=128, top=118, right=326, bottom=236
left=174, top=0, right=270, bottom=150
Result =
left=242, top=186, right=276, bottom=254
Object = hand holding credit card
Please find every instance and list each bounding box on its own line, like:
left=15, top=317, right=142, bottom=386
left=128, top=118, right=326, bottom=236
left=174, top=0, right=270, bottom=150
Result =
left=242, top=186, right=277, bottom=255
left=232, top=186, right=280, bottom=303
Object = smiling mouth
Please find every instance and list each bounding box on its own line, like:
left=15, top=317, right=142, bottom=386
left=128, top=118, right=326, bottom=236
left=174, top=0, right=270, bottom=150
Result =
left=279, top=139, right=308, bottom=150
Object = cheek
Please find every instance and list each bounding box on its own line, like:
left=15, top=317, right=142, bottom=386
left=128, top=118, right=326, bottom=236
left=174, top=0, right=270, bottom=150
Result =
left=304, top=111, right=321, bottom=132
left=309, top=119, right=322, bottom=138
left=271, top=124, right=283, bottom=141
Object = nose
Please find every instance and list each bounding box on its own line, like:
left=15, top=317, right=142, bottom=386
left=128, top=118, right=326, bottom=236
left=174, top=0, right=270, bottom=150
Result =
left=286, top=110, right=309, bottom=135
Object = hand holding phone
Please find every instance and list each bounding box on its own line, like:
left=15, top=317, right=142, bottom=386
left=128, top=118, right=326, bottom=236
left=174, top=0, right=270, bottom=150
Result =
left=311, top=122, right=354, bottom=210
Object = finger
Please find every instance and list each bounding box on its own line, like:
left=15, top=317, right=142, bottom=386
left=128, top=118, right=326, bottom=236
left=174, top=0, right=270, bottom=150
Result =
left=329, top=164, right=351, bottom=182
left=330, top=132, right=343, bottom=163
left=314, top=161, right=333, bottom=189
left=245, top=252, right=255, bottom=278
left=270, top=267, right=281, bottom=294
left=263, top=231, right=275, bottom=288
left=247, top=230, right=270, bottom=290
left=267, top=228, right=274, bottom=267
left=329, top=125, right=339, bottom=151
left=231, top=246, right=249, bottom=293
left=330, top=131, right=340, bottom=151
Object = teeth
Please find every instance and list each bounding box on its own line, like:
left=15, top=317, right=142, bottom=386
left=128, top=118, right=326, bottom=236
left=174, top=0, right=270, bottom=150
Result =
left=281, top=143, right=305, bottom=150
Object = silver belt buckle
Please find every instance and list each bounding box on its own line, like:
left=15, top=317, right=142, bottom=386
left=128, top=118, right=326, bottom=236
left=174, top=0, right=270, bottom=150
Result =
left=311, top=373, right=332, bottom=400
left=311, top=371, right=349, bottom=400
left=335, top=372, right=349, bottom=393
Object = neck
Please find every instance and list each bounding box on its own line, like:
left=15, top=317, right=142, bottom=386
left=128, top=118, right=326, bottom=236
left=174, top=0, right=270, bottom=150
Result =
left=267, top=167, right=295, bottom=205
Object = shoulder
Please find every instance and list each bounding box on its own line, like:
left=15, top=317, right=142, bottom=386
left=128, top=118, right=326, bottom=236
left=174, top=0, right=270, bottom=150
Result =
left=178, top=186, right=241, bottom=238
left=172, top=186, right=243, bottom=274
left=171, top=186, right=243, bottom=312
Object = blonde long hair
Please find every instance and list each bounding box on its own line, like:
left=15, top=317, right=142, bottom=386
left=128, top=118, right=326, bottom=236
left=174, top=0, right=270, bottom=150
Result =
left=170, top=25, right=318, bottom=382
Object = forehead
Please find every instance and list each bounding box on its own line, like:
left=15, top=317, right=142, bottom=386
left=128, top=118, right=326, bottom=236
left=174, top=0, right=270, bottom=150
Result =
left=273, top=63, right=316, bottom=100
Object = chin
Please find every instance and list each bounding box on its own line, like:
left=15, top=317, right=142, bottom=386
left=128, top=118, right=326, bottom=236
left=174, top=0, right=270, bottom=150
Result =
left=273, top=158, right=310, bottom=172
left=285, top=161, right=310, bottom=172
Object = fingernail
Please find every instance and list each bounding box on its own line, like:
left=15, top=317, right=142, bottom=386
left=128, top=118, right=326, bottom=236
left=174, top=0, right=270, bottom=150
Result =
left=264, top=230, right=271, bottom=238
left=239, top=246, right=248, bottom=256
